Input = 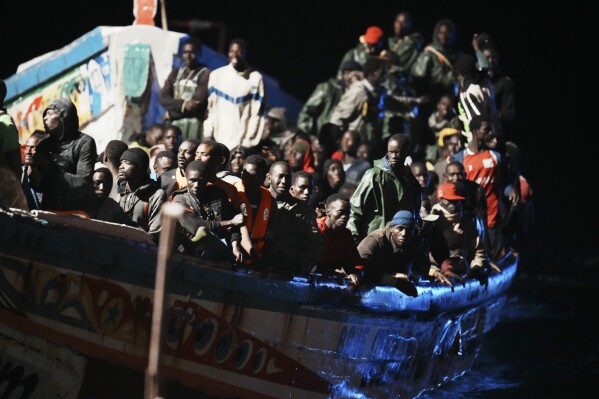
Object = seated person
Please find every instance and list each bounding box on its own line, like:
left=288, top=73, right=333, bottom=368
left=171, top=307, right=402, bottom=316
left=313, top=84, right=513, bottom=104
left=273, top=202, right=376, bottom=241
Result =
left=153, top=150, right=176, bottom=179
left=90, top=167, right=134, bottom=225
left=172, top=160, right=245, bottom=263
left=357, top=210, right=452, bottom=296
left=429, top=182, right=493, bottom=285
left=116, top=148, right=167, bottom=242
left=261, top=161, right=323, bottom=277
left=315, top=194, right=363, bottom=285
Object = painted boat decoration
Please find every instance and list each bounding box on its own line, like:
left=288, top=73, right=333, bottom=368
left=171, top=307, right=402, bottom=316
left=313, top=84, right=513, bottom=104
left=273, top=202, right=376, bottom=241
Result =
left=0, top=207, right=518, bottom=398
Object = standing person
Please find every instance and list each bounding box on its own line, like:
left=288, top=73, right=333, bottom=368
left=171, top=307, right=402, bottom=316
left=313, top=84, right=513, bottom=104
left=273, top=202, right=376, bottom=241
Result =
left=160, top=37, right=210, bottom=141
left=348, top=134, right=421, bottom=243
left=410, top=19, right=461, bottom=156
left=20, top=131, right=47, bottom=210
left=330, top=56, right=388, bottom=155
left=387, top=11, right=424, bottom=76
left=116, top=148, right=166, bottom=242
left=296, top=60, right=364, bottom=137
left=478, top=37, right=515, bottom=139
left=454, top=53, right=500, bottom=137
left=34, top=98, right=97, bottom=213
left=452, top=115, right=517, bottom=260
left=336, top=26, right=384, bottom=79
left=203, top=38, right=266, bottom=151
left=261, top=161, right=323, bottom=277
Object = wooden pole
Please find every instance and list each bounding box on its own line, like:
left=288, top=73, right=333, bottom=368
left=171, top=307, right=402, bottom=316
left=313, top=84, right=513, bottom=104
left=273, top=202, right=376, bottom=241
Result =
left=160, top=0, right=168, bottom=31
left=145, top=202, right=182, bottom=399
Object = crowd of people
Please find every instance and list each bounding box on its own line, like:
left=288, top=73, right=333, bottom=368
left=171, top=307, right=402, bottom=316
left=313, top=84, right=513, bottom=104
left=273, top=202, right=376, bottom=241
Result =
left=0, top=11, right=535, bottom=295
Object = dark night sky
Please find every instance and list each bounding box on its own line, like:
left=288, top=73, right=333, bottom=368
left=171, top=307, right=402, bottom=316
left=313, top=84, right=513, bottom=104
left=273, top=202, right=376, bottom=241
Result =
left=1, top=1, right=595, bottom=257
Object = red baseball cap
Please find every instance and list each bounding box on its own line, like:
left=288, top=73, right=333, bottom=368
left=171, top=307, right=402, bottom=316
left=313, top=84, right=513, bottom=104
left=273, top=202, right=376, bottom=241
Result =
left=360, top=26, right=383, bottom=44
left=437, top=182, right=466, bottom=201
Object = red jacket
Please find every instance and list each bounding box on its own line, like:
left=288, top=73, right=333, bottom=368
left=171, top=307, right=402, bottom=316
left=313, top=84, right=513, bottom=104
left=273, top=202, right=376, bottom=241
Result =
left=316, top=216, right=363, bottom=275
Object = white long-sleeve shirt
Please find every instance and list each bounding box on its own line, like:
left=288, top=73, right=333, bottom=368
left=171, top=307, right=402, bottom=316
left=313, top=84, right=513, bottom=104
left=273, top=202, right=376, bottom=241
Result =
left=203, top=64, right=265, bottom=150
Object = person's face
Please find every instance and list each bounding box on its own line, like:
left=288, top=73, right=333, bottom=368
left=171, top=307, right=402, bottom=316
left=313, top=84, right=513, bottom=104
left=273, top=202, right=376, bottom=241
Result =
left=483, top=48, right=497, bottom=74
left=393, top=13, right=411, bottom=36
left=268, top=164, right=291, bottom=198
left=370, top=65, right=386, bottom=86
left=43, top=109, right=61, bottom=137
left=445, top=164, right=464, bottom=183
left=312, top=140, right=326, bottom=169
left=93, top=171, right=112, bottom=200
left=289, top=176, right=313, bottom=203
left=181, top=44, right=198, bottom=68
left=23, top=136, right=41, bottom=165
left=486, top=134, right=498, bottom=149
left=154, top=156, right=175, bottom=177
left=290, top=149, right=305, bottom=171
left=391, top=224, right=413, bottom=248
left=411, top=165, right=428, bottom=188
left=118, top=160, right=137, bottom=181
left=195, top=143, right=212, bottom=163
left=230, top=152, right=245, bottom=175
left=186, top=169, right=209, bottom=198
left=145, top=126, right=164, bottom=147
left=439, top=198, right=463, bottom=216
left=177, top=141, right=197, bottom=170
left=436, top=24, right=455, bottom=48
left=326, top=163, right=344, bottom=189
left=445, top=135, right=461, bottom=156
left=340, top=131, right=358, bottom=154
left=163, top=128, right=179, bottom=152
left=474, top=121, right=491, bottom=147
left=228, top=43, right=245, bottom=69
left=326, top=199, right=350, bottom=230
left=387, top=138, right=408, bottom=169
left=242, top=163, right=265, bottom=189
left=357, top=144, right=372, bottom=161
left=438, top=96, right=452, bottom=112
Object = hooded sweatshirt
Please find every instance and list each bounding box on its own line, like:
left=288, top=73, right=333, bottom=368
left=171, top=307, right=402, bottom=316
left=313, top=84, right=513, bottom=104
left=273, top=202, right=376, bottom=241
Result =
left=38, top=98, right=97, bottom=211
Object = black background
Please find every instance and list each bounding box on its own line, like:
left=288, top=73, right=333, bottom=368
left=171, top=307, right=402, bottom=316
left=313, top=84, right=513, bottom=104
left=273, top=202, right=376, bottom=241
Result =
left=1, top=1, right=595, bottom=260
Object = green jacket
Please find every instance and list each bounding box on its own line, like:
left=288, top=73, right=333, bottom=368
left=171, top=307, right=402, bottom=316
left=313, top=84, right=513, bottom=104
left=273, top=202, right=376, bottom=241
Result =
left=410, top=19, right=459, bottom=101
left=387, top=33, right=424, bottom=75
left=348, top=156, right=421, bottom=242
left=296, top=78, right=344, bottom=136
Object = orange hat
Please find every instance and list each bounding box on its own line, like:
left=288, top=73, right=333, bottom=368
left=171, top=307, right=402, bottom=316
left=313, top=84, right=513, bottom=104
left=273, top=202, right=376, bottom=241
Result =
left=360, top=26, right=383, bottom=44
left=437, top=182, right=465, bottom=201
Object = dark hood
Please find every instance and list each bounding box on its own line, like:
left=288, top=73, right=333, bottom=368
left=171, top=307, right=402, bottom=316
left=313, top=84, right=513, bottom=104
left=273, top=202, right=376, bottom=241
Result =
left=44, top=98, right=79, bottom=140
left=431, top=19, right=457, bottom=52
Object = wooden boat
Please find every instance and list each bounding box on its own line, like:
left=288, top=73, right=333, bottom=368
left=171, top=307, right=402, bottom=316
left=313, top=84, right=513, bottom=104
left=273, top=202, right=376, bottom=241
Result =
left=0, top=207, right=518, bottom=398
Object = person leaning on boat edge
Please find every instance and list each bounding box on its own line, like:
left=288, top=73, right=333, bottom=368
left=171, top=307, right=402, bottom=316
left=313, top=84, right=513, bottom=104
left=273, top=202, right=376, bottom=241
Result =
left=357, top=209, right=453, bottom=296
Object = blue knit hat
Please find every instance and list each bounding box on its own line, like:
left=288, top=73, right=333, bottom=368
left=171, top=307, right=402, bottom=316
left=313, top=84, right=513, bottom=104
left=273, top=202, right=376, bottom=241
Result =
left=390, top=210, right=415, bottom=227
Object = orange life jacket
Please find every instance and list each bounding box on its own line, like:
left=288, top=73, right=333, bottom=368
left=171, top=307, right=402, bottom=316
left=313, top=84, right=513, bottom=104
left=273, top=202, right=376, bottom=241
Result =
left=234, top=181, right=272, bottom=257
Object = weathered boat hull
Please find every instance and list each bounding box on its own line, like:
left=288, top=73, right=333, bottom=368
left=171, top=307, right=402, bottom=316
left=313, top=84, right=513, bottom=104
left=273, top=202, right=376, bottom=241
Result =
left=0, top=208, right=517, bottom=398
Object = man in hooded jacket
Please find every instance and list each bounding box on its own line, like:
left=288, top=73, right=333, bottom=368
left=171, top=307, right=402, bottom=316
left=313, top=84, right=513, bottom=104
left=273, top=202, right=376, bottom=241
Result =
left=34, top=98, right=97, bottom=213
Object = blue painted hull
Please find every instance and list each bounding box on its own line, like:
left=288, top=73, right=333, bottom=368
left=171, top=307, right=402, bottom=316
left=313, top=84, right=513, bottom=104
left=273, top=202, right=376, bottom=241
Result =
left=0, top=209, right=517, bottom=398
